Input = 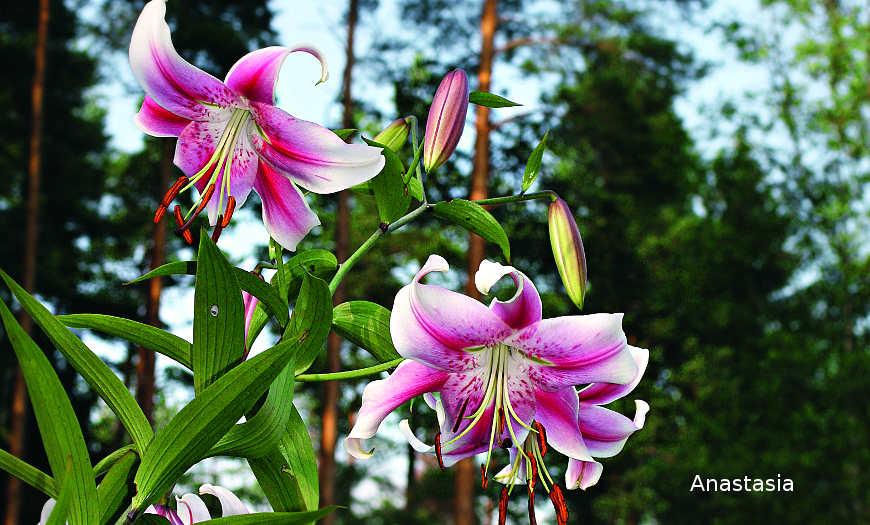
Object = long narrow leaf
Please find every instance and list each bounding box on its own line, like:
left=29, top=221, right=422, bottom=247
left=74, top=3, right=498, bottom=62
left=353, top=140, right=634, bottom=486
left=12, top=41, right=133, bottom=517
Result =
left=246, top=250, right=337, bottom=349
left=0, top=270, right=153, bottom=452
left=130, top=261, right=289, bottom=329
left=131, top=323, right=314, bottom=509
left=249, top=407, right=319, bottom=512
left=432, top=199, right=511, bottom=261
left=193, top=234, right=246, bottom=392
left=200, top=507, right=336, bottom=524
left=96, top=450, right=138, bottom=524
left=59, top=314, right=192, bottom=369
left=0, top=448, right=57, bottom=497
left=289, top=275, right=332, bottom=374
left=0, top=300, right=98, bottom=524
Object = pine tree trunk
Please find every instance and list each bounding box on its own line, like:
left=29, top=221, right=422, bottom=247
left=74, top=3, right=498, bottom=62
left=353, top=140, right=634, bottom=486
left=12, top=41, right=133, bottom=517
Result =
left=136, top=139, right=172, bottom=423
left=4, top=0, right=50, bottom=523
left=319, top=1, right=359, bottom=522
left=456, top=1, right=499, bottom=524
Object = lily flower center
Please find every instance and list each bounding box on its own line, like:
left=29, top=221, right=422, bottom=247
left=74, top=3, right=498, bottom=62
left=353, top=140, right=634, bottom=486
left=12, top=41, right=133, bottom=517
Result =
left=153, top=107, right=253, bottom=243
left=436, top=344, right=536, bottom=477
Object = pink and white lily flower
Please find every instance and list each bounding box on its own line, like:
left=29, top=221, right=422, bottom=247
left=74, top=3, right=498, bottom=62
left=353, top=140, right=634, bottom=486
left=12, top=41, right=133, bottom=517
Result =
left=38, top=484, right=249, bottom=525
left=130, top=0, right=384, bottom=249
left=565, top=347, right=649, bottom=490
left=345, top=255, right=644, bottom=520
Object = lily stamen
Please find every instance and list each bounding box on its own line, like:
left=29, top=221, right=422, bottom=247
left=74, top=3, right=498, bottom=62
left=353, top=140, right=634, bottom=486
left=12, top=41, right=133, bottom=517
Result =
left=173, top=205, right=192, bottom=244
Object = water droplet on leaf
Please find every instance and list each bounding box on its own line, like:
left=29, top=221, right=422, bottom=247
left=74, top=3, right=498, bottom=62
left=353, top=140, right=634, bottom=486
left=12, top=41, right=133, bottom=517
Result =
left=209, top=304, right=219, bottom=317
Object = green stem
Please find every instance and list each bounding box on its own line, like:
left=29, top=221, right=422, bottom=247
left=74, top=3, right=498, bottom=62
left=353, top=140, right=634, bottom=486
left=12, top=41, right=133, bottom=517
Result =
left=472, top=190, right=558, bottom=207
left=296, top=358, right=403, bottom=382
left=328, top=203, right=431, bottom=295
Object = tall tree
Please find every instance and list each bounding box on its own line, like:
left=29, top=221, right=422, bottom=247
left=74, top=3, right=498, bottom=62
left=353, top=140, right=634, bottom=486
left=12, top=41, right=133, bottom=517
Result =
left=4, top=0, right=50, bottom=522
left=319, top=1, right=362, bottom=521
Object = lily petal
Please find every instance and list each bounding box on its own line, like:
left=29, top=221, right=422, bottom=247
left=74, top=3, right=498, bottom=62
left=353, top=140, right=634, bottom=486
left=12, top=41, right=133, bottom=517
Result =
left=129, top=0, right=238, bottom=120
left=225, top=46, right=328, bottom=104
left=534, top=387, right=594, bottom=461
left=38, top=499, right=56, bottom=525
left=475, top=259, right=542, bottom=329
left=580, top=346, right=649, bottom=405
left=345, top=360, right=448, bottom=459
left=242, top=291, right=259, bottom=346
left=253, top=163, right=321, bottom=251
left=176, top=493, right=211, bottom=524
left=200, top=484, right=249, bottom=515
left=135, top=96, right=191, bottom=137
left=565, top=459, right=603, bottom=490
left=506, top=314, right=638, bottom=386
left=391, top=255, right=512, bottom=371
left=249, top=101, right=384, bottom=193
left=579, top=400, right=649, bottom=458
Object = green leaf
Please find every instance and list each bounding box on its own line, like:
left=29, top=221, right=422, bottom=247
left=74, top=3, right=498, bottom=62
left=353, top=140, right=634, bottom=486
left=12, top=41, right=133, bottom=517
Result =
left=407, top=174, right=424, bottom=202
left=469, top=91, right=522, bottom=108
left=208, top=364, right=294, bottom=458
left=210, top=275, right=330, bottom=459
left=364, top=137, right=412, bottom=223
left=96, top=450, right=138, bottom=524
left=332, top=128, right=357, bottom=140
left=0, top=448, right=57, bottom=497
left=249, top=407, right=319, bottom=512
left=246, top=250, right=337, bottom=349
left=132, top=326, right=308, bottom=509
left=0, top=300, right=98, bottom=524
left=93, top=444, right=137, bottom=477
left=46, top=467, right=73, bottom=525
left=521, top=130, right=549, bottom=192
left=0, top=271, right=153, bottom=452
left=332, top=301, right=401, bottom=363
left=200, top=507, right=337, bottom=524
left=432, top=200, right=511, bottom=260
left=193, top=234, right=246, bottom=392
left=289, top=274, right=333, bottom=374
left=130, top=262, right=289, bottom=329
left=59, top=314, right=192, bottom=369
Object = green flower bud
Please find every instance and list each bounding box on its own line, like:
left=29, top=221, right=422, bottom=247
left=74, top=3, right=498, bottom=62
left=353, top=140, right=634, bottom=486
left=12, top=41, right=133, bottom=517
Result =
left=374, top=117, right=411, bottom=152
left=548, top=197, right=588, bottom=309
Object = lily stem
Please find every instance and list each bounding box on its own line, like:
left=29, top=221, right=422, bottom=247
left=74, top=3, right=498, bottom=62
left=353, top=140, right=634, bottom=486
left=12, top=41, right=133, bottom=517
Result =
left=296, top=358, right=403, bottom=382
left=472, top=190, right=558, bottom=207
left=328, top=202, right=431, bottom=295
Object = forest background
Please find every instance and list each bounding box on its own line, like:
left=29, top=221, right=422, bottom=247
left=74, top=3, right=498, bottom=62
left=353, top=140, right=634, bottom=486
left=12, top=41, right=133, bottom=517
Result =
left=1, top=0, right=867, bottom=523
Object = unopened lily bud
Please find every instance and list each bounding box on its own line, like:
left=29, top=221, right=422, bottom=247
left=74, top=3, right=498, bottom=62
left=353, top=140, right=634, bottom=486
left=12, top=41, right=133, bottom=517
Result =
left=374, top=117, right=410, bottom=152
left=423, top=69, right=469, bottom=172
left=548, top=197, right=588, bottom=309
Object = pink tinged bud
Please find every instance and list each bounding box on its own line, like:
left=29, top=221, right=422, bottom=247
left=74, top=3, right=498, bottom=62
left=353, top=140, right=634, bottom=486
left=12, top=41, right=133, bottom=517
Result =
left=548, top=198, right=588, bottom=309
left=423, top=69, right=469, bottom=172
left=374, top=117, right=411, bottom=151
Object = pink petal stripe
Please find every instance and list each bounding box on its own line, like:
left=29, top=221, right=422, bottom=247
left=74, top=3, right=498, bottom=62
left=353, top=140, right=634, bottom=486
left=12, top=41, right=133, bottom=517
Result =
left=225, top=46, right=328, bottom=104
left=580, top=346, right=649, bottom=405
left=578, top=401, right=648, bottom=458
left=345, top=360, right=448, bottom=459
left=250, top=101, right=383, bottom=193
left=475, top=260, right=542, bottom=329
left=534, top=387, right=593, bottom=461
left=129, top=0, right=238, bottom=120
left=135, top=95, right=191, bottom=137
left=253, top=163, right=321, bottom=251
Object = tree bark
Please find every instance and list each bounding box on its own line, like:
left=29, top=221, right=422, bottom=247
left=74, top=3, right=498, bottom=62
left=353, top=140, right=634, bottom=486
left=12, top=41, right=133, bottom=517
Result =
left=319, top=1, right=359, bottom=522
left=456, top=1, right=499, bottom=524
left=136, top=139, right=172, bottom=423
left=5, top=0, right=50, bottom=523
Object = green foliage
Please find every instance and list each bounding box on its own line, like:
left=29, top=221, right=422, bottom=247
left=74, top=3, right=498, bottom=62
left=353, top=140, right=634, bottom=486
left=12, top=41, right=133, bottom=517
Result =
left=469, top=91, right=522, bottom=108
left=332, top=301, right=401, bottom=363
left=432, top=199, right=511, bottom=261
left=0, top=300, right=97, bottom=524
